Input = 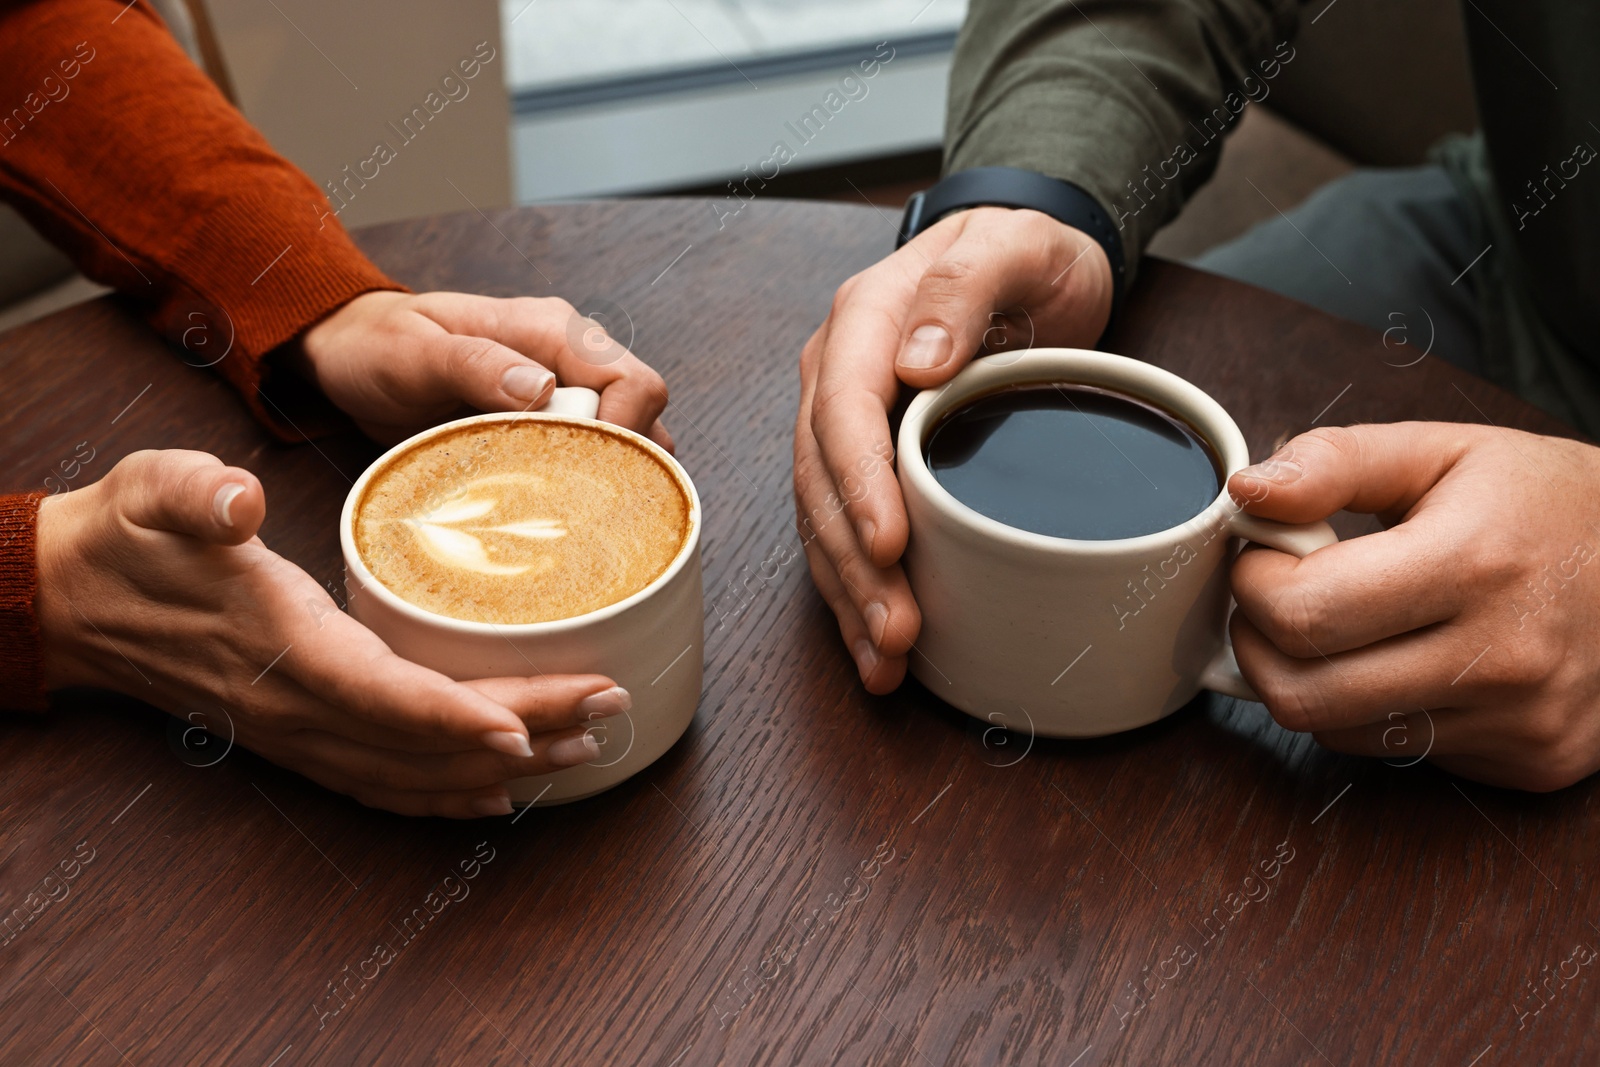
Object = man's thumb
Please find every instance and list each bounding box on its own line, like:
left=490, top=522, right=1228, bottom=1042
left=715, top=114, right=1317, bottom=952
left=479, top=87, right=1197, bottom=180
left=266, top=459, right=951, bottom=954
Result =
left=1228, top=423, right=1463, bottom=524
left=109, top=449, right=265, bottom=545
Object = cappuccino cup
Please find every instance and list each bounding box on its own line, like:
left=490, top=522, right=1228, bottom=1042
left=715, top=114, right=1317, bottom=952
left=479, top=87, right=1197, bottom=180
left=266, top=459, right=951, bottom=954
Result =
left=897, top=349, right=1337, bottom=737
left=340, top=388, right=703, bottom=805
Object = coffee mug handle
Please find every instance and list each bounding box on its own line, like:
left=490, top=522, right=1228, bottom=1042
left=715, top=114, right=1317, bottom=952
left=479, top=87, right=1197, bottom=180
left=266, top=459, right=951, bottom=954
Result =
left=541, top=386, right=601, bottom=419
left=1198, top=512, right=1339, bottom=702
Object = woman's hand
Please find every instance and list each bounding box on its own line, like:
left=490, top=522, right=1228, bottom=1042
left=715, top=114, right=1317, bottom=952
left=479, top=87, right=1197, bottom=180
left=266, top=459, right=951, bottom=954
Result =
left=295, top=290, right=673, bottom=448
left=36, top=449, right=633, bottom=818
left=1229, top=422, right=1600, bottom=792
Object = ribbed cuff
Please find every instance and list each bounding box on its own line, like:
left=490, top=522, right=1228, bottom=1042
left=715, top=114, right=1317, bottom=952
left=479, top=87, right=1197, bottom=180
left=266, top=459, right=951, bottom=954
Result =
left=153, top=193, right=407, bottom=441
left=0, top=493, right=48, bottom=712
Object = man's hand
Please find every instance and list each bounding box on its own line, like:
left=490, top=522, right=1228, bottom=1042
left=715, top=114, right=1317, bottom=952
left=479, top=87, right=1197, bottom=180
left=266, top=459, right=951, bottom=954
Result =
left=296, top=290, right=672, bottom=448
left=1229, top=422, right=1600, bottom=792
left=36, top=450, right=633, bottom=818
left=795, top=207, right=1113, bottom=692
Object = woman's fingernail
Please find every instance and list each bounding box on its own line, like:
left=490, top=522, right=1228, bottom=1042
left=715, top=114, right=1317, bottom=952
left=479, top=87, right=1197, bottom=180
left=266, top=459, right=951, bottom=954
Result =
left=212, top=484, right=246, bottom=528
left=864, top=602, right=889, bottom=646
left=470, top=794, right=513, bottom=817
left=577, top=685, right=632, bottom=721
left=857, top=518, right=877, bottom=557
left=482, top=729, right=534, bottom=758
left=897, top=324, right=952, bottom=370
left=547, top=732, right=601, bottom=767
left=852, top=638, right=881, bottom=677
left=501, top=364, right=555, bottom=402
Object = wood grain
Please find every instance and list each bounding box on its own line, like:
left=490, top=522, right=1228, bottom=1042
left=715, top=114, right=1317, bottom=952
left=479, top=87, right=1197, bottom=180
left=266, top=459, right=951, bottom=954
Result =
left=0, top=199, right=1591, bottom=1066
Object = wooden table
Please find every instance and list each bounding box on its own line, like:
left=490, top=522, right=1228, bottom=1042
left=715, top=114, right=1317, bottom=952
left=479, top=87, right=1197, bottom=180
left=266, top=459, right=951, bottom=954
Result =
left=1, top=200, right=1593, bottom=1066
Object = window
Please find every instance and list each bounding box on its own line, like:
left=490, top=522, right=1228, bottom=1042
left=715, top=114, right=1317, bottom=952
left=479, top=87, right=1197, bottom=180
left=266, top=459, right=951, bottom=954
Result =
left=502, top=0, right=967, bottom=199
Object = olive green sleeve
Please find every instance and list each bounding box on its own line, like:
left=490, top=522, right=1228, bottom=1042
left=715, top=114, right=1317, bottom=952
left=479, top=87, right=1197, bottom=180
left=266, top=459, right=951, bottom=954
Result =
left=945, top=0, right=1305, bottom=280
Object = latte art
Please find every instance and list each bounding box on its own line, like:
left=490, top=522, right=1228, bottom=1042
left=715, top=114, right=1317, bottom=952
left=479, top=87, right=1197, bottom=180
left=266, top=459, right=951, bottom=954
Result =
left=403, top=474, right=566, bottom=577
left=354, top=420, right=690, bottom=624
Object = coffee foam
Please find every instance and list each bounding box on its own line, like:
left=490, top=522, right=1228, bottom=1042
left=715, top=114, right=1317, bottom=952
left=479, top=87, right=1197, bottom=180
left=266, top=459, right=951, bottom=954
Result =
left=354, top=419, right=690, bottom=624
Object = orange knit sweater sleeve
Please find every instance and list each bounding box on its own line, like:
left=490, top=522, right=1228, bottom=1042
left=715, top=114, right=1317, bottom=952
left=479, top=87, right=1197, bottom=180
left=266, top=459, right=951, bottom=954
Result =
left=0, top=0, right=408, bottom=708
left=0, top=495, right=45, bottom=709
left=0, top=0, right=406, bottom=408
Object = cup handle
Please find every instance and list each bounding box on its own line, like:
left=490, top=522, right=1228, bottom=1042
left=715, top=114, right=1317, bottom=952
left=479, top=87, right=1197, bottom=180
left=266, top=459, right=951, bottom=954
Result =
left=540, top=386, right=601, bottom=419
left=1198, top=510, right=1339, bottom=701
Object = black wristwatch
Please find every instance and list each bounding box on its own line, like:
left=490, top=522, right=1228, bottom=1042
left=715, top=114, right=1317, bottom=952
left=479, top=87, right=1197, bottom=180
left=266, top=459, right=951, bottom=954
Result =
left=898, top=166, right=1126, bottom=344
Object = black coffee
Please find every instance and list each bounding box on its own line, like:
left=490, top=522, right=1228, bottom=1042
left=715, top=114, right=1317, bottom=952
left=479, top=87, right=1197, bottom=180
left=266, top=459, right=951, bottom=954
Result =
left=924, top=384, right=1220, bottom=540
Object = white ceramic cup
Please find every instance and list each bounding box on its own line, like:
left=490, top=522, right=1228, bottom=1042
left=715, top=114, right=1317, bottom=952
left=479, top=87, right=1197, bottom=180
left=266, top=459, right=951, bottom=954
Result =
left=339, top=387, right=704, bottom=805
left=896, top=349, right=1337, bottom=738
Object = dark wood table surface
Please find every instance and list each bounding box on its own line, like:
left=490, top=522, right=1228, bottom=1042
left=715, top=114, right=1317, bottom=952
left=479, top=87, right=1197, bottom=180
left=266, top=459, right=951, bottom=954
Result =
left=1, top=200, right=1594, bottom=1066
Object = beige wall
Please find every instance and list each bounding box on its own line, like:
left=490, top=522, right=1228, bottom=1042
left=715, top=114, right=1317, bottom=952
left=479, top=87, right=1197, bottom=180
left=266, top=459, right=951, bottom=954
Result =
left=207, top=0, right=512, bottom=229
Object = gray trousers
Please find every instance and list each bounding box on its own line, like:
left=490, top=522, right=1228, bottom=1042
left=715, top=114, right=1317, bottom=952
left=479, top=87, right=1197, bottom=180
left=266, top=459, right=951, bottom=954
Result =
left=1189, top=166, right=1486, bottom=377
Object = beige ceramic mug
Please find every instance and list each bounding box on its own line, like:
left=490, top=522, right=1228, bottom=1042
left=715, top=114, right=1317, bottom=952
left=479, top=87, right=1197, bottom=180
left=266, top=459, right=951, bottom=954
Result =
left=896, top=349, right=1336, bottom=738
left=339, top=388, right=704, bottom=805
